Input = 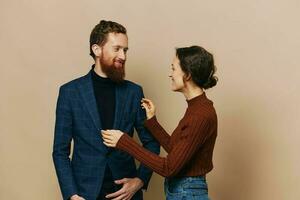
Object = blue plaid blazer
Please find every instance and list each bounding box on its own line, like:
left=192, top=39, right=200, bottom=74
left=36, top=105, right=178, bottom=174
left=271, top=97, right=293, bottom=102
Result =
left=52, top=70, right=160, bottom=200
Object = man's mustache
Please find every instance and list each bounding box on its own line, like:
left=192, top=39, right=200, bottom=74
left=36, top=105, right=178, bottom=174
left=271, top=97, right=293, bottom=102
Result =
left=115, top=59, right=125, bottom=64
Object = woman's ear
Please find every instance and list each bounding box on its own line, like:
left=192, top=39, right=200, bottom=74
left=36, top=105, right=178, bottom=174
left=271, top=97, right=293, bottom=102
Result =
left=91, top=44, right=102, bottom=57
left=184, top=73, right=192, bottom=82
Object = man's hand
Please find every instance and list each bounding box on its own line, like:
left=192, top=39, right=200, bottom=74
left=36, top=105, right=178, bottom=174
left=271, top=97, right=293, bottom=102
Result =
left=70, top=194, right=85, bottom=200
left=106, top=177, right=144, bottom=200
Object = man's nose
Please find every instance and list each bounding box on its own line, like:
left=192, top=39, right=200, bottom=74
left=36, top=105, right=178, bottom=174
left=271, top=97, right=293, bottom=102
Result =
left=118, top=50, right=126, bottom=60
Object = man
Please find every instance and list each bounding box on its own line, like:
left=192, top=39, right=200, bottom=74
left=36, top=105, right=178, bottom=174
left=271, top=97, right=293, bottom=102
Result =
left=52, top=20, right=160, bottom=200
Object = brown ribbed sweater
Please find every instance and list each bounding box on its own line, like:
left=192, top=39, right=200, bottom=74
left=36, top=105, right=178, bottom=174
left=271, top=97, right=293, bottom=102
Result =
left=116, top=93, right=217, bottom=178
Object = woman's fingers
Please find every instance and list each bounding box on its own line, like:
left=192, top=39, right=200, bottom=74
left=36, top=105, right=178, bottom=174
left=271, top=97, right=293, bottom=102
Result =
left=141, top=102, right=149, bottom=110
left=141, top=98, right=155, bottom=120
left=141, top=99, right=152, bottom=108
left=101, top=130, right=113, bottom=142
left=141, top=98, right=150, bottom=105
left=102, top=135, right=112, bottom=142
left=102, top=131, right=114, bottom=147
left=142, top=98, right=152, bottom=104
left=141, top=98, right=154, bottom=108
left=101, top=130, right=121, bottom=148
left=141, top=98, right=150, bottom=102
left=103, top=141, right=113, bottom=147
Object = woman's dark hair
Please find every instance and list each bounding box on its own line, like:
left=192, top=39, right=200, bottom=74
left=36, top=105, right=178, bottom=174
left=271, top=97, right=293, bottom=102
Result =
left=89, top=20, right=127, bottom=59
left=176, top=46, right=218, bottom=89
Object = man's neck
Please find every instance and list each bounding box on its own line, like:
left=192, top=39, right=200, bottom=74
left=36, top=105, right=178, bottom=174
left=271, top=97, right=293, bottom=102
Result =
left=94, top=61, right=107, bottom=78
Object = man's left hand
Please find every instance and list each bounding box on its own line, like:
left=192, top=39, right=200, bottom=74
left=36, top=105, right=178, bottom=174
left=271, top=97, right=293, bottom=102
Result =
left=106, top=177, right=144, bottom=200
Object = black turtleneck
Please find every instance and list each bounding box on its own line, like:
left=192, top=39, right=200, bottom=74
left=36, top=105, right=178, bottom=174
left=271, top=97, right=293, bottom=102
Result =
left=92, top=69, right=117, bottom=192
left=91, top=69, right=116, bottom=130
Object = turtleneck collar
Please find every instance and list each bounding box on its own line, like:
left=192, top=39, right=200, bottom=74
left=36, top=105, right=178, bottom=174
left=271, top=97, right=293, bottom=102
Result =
left=91, top=65, right=114, bottom=85
left=186, top=92, right=207, bottom=107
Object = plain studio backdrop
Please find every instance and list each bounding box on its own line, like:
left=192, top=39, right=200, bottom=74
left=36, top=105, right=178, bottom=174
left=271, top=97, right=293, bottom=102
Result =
left=1, top=0, right=299, bottom=199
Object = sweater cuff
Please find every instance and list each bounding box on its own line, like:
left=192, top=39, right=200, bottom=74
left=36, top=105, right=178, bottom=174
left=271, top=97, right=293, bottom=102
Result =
left=144, top=116, right=158, bottom=130
left=116, top=133, right=133, bottom=151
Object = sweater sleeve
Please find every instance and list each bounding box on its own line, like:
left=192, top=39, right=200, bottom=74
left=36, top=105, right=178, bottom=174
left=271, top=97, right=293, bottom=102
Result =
left=116, top=116, right=212, bottom=177
left=144, top=116, right=172, bottom=153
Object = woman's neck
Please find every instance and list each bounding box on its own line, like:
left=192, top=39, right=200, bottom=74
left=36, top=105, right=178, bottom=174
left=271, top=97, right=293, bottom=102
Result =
left=182, top=82, right=204, bottom=100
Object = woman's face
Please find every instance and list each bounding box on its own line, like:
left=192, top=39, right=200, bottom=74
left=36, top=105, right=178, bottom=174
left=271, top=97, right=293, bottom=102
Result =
left=169, top=56, right=186, bottom=92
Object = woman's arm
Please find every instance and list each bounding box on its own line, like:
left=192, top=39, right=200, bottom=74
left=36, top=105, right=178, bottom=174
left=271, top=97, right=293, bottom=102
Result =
left=144, top=116, right=172, bottom=152
left=141, top=98, right=172, bottom=152
left=102, top=116, right=214, bottom=177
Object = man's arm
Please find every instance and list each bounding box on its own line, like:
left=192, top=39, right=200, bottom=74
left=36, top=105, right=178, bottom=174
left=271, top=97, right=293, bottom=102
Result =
left=52, top=86, right=78, bottom=200
left=134, top=86, right=160, bottom=189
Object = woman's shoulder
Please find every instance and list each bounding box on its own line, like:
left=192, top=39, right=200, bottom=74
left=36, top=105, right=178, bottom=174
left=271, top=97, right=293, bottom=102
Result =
left=187, top=104, right=217, bottom=125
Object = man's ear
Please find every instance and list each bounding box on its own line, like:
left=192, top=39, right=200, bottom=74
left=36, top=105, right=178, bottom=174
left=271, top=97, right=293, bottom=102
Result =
left=91, top=44, right=102, bottom=57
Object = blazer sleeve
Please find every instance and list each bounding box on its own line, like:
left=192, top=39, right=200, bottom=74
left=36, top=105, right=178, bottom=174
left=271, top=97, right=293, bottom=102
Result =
left=52, top=86, right=78, bottom=200
left=134, top=86, right=160, bottom=189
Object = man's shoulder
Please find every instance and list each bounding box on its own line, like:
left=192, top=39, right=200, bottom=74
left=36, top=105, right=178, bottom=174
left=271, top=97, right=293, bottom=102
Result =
left=122, top=80, right=143, bottom=91
left=59, top=73, right=89, bottom=91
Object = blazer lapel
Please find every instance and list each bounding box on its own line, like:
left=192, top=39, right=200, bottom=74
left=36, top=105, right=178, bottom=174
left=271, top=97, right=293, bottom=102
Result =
left=77, top=71, right=102, bottom=130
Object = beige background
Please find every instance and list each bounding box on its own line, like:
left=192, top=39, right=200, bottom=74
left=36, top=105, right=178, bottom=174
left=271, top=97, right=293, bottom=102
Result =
left=1, top=0, right=299, bottom=199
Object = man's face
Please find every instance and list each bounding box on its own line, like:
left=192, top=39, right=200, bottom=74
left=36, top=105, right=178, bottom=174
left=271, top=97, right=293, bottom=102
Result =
left=99, top=33, right=128, bottom=82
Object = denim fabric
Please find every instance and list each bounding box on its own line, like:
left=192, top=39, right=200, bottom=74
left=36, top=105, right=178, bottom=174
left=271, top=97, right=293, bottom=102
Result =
left=164, top=176, right=210, bottom=200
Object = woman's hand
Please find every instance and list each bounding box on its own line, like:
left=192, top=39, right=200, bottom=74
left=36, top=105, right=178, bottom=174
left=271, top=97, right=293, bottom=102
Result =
left=141, top=98, right=156, bottom=119
left=101, top=130, right=124, bottom=147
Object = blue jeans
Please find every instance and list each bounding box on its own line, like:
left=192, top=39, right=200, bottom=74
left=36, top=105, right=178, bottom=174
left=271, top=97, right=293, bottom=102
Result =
left=164, top=176, right=210, bottom=200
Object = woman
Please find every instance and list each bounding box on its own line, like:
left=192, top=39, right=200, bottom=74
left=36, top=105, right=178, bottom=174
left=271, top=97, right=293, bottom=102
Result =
left=102, top=46, right=218, bottom=200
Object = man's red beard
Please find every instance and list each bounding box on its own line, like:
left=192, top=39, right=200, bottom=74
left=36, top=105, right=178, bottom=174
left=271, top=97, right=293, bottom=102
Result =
left=100, top=58, right=125, bottom=83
